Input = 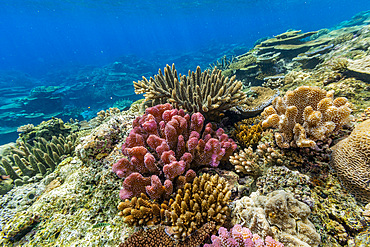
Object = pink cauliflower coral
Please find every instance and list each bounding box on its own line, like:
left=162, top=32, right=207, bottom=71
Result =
left=204, top=225, right=284, bottom=247
left=112, top=103, right=236, bottom=201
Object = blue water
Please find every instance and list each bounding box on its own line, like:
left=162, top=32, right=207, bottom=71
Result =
left=0, top=0, right=369, bottom=145
left=1, top=0, right=369, bottom=76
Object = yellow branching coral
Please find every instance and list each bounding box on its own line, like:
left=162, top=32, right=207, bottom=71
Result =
left=331, top=119, right=370, bottom=203
left=163, top=174, right=231, bottom=240
left=229, top=147, right=262, bottom=176
left=117, top=193, right=168, bottom=227
left=261, top=86, right=352, bottom=148
left=232, top=121, right=263, bottom=148
left=133, top=64, right=247, bottom=117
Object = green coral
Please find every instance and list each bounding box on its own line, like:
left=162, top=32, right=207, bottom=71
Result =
left=18, top=118, right=75, bottom=145
left=310, top=175, right=367, bottom=246
left=0, top=133, right=77, bottom=187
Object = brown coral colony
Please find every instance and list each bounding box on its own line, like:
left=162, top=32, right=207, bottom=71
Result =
left=261, top=86, right=352, bottom=149
left=134, top=64, right=248, bottom=118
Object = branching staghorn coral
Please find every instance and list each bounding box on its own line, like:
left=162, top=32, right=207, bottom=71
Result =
left=133, top=64, right=248, bottom=117
left=261, top=86, right=353, bottom=148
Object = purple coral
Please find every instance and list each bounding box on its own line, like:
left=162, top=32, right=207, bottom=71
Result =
left=204, top=225, right=284, bottom=247
left=112, top=103, right=237, bottom=200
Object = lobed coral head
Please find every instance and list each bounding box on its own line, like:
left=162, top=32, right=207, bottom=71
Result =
left=112, top=103, right=236, bottom=200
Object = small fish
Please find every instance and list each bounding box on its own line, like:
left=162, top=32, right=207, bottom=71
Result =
left=92, top=223, right=110, bottom=228
left=0, top=175, right=11, bottom=181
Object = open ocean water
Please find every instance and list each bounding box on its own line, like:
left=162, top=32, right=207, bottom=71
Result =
left=1, top=1, right=370, bottom=246
left=0, top=0, right=369, bottom=143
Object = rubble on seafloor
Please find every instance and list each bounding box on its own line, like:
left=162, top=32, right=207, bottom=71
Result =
left=1, top=10, right=370, bottom=247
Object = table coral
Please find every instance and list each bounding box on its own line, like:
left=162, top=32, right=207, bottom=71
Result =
left=331, top=119, right=370, bottom=203
left=112, top=103, right=236, bottom=201
left=261, top=86, right=353, bottom=148
left=231, top=190, right=321, bottom=247
left=204, top=224, right=283, bottom=247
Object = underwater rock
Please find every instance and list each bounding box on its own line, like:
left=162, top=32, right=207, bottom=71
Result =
left=310, top=174, right=367, bottom=246
left=345, top=55, right=370, bottom=82
left=231, top=190, right=321, bottom=247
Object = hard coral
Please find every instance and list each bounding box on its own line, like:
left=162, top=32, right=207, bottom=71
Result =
left=117, top=193, right=167, bottom=227
left=262, top=86, right=352, bottom=148
left=120, top=221, right=215, bottom=247
left=331, top=119, right=370, bottom=203
left=0, top=133, right=77, bottom=187
left=232, top=122, right=263, bottom=149
left=204, top=224, right=284, bottom=247
left=112, top=103, right=236, bottom=201
left=133, top=64, right=248, bottom=118
left=164, top=174, right=231, bottom=240
left=231, top=190, right=321, bottom=247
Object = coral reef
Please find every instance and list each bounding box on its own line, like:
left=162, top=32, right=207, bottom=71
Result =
left=117, top=193, right=167, bottom=227
left=0, top=132, right=77, bottom=188
left=231, top=190, right=321, bottom=247
left=256, top=166, right=314, bottom=208
left=345, top=55, right=370, bottom=82
left=331, top=119, right=370, bottom=203
left=77, top=110, right=136, bottom=162
left=0, top=156, right=129, bottom=246
left=18, top=118, right=74, bottom=145
left=261, top=86, right=353, bottom=148
left=163, top=174, right=231, bottom=240
left=229, top=147, right=264, bottom=177
left=112, top=103, right=236, bottom=201
left=204, top=224, right=284, bottom=247
left=2, top=11, right=370, bottom=247
left=235, top=87, right=280, bottom=117
left=232, top=121, right=263, bottom=149
left=133, top=64, right=248, bottom=118
left=310, top=174, right=367, bottom=246
left=120, top=221, right=215, bottom=247
left=357, top=107, right=370, bottom=122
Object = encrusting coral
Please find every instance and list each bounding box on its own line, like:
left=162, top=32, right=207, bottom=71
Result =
left=133, top=64, right=248, bottom=118
left=163, top=173, right=231, bottom=240
left=261, top=86, right=352, bottom=148
left=204, top=224, right=284, bottom=247
left=231, top=190, right=321, bottom=247
left=112, top=103, right=236, bottom=201
left=331, top=119, right=370, bottom=203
